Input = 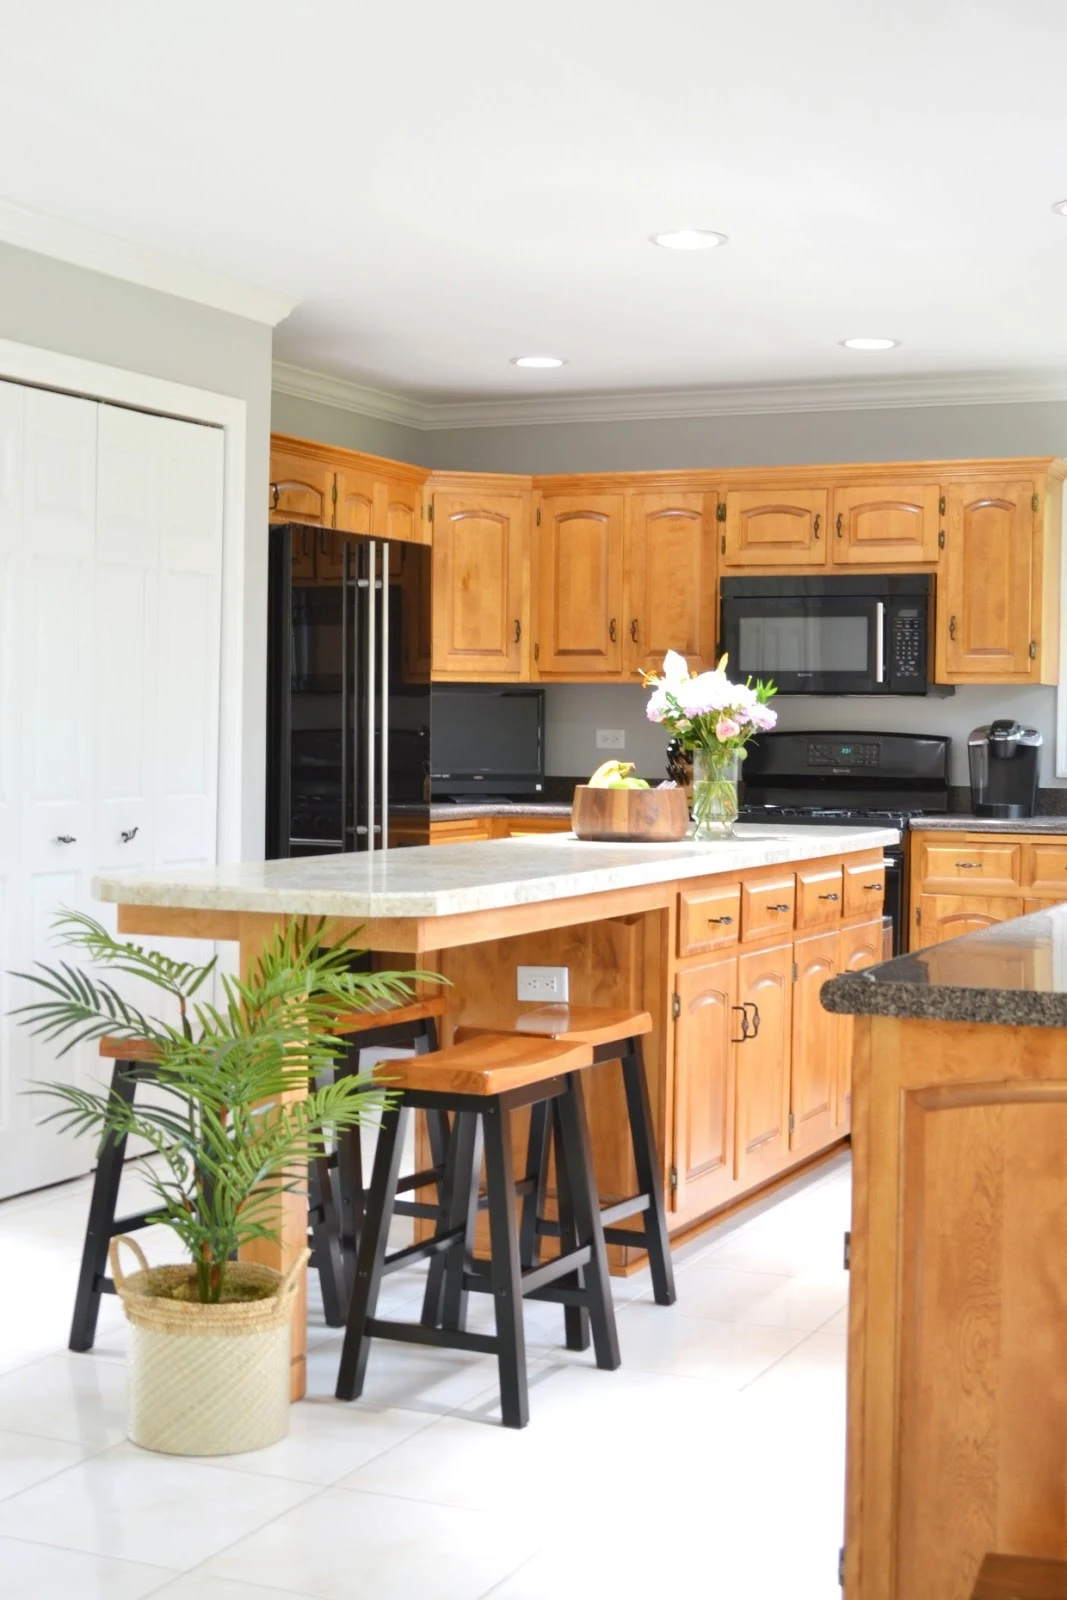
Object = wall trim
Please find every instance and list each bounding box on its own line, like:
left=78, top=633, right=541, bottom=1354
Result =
left=0, top=200, right=297, bottom=327
left=0, top=336, right=249, bottom=862
left=272, top=359, right=1067, bottom=432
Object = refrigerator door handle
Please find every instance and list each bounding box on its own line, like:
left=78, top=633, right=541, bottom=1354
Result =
left=366, top=540, right=377, bottom=855
left=380, top=541, right=389, bottom=851
left=340, top=539, right=350, bottom=848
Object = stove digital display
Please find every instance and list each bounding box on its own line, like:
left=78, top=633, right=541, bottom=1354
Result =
left=807, top=741, right=880, bottom=768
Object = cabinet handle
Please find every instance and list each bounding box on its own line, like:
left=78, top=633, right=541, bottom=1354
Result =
left=707, top=914, right=734, bottom=925
left=534, top=642, right=539, bottom=661
left=120, top=827, right=139, bottom=844
left=949, top=614, right=957, bottom=639
left=835, top=512, right=843, bottom=539
left=813, top=514, right=821, bottom=538
left=818, top=892, right=839, bottom=901
left=319, top=529, right=327, bottom=554
left=862, top=882, right=883, bottom=891
left=744, top=1001, right=761, bottom=1036
left=514, top=619, right=521, bottom=643
left=630, top=618, right=638, bottom=643
left=55, top=835, right=76, bottom=845
left=270, top=482, right=280, bottom=510
left=609, top=617, right=617, bottom=642
left=955, top=860, right=983, bottom=869
left=767, top=902, right=791, bottom=912
left=731, top=1004, right=751, bottom=1044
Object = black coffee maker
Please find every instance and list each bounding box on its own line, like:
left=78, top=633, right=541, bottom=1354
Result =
left=967, top=721, right=1042, bottom=817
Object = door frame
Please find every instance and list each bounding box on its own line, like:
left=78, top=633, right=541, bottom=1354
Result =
left=0, top=337, right=246, bottom=861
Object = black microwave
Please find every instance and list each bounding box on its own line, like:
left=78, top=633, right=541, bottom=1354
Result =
left=719, top=574, right=935, bottom=696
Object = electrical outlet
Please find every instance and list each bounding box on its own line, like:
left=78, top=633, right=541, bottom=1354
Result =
left=517, top=965, right=570, bottom=1003
left=596, top=728, right=626, bottom=750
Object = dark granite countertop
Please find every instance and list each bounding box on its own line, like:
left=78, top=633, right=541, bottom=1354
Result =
left=909, top=815, right=1067, bottom=834
left=392, top=801, right=574, bottom=822
left=822, top=902, right=1067, bottom=1027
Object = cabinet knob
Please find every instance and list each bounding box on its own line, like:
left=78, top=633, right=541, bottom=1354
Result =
left=818, top=892, right=839, bottom=901
left=630, top=618, right=638, bottom=643
left=835, top=512, right=843, bottom=539
left=813, top=514, right=821, bottom=538
left=948, top=614, right=957, bottom=639
left=767, top=902, right=791, bottom=912
left=120, top=827, right=139, bottom=844
left=863, top=882, right=883, bottom=891
left=707, top=914, right=734, bottom=925
left=955, top=861, right=983, bottom=869
left=731, top=1004, right=752, bottom=1044
left=55, top=835, right=76, bottom=845
left=609, top=617, right=617, bottom=642
left=514, top=619, right=521, bottom=643
left=270, top=483, right=280, bottom=510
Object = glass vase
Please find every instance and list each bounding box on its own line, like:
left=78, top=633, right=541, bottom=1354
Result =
left=690, top=747, right=740, bottom=840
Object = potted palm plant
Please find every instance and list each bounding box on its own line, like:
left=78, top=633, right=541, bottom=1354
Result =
left=12, top=910, right=435, bottom=1456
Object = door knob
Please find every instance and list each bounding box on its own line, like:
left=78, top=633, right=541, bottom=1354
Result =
left=120, top=827, right=139, bottom=844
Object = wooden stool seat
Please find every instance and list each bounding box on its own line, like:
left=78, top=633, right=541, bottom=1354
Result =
left=972, top=1554, right=1067, bottom=1598
left=456, top=1002, right=676, bottom=1318
left=330, top=995, right=447, bottom=1038
left=456, top=1004, right=652, bottom=1048
left=336, top=1032, right=620, bottom=1428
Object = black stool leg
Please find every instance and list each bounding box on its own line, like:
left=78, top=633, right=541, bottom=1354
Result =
left=69, top=1061, right=137, bottom=1352
left=552, top=1103, right=591, bottom=1353
left=620, top=1039, right=676, bottom=1306
left=308, top=1152, right=348, bottom=1327
left=335, top=1041, right=365, bottom=1293
left=426, top=1111, right=481, bottom=1332
left=555, top=1074, right=621, bottom=1373
left=482, top=1100, right=529, bottom=1429
left=336, top=1102, right=407, bottom=1402
left=518, top=1101, right=551, bottom=1269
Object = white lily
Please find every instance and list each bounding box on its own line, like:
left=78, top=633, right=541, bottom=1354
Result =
left=661, top=649, right=690, bottom=684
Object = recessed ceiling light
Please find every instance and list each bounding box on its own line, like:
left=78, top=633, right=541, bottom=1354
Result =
left=841, top=337, right=900, bottom=351
left=1052, top=200, right=1067, bottom=216
left=651, top=229, right=728, bottom=251
left=511, top=355, right=566, bottom=369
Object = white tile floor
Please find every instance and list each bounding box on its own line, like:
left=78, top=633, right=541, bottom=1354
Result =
left=0, top=1154, right=852, bottom=1600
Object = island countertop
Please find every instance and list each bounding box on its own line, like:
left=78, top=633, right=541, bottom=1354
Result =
left=822, top=900, right=1067, bottom=1028
left=92, top=823, right=898, bottom=920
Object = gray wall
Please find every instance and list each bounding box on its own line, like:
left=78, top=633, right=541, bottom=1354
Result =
left=0, top=240, right=274, bottom=855
left=271, top=390, right=426, bottom=465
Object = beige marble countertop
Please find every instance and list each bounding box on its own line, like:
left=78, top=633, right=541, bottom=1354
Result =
left=92, top=825, right=898, bottom=921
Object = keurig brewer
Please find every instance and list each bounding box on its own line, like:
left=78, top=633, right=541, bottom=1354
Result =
left=967, top=721, right=1042, bottom=817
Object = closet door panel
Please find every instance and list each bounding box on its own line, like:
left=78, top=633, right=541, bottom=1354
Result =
left=0, top=383, right=25, bottom=1197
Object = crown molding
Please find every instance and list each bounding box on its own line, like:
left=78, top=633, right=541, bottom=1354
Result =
left=0, top=200, right=298, bottom=326
left=272, top=361, right=1067, bottom=432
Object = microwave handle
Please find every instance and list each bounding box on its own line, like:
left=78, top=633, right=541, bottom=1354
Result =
left=875, top=601, right=886, bottom=684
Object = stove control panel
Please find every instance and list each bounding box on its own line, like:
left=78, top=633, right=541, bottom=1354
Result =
left=807, top=741, right=880, bottom=768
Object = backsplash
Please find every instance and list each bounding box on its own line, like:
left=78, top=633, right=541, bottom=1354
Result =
left=542, top=682, right=1065, bottom=788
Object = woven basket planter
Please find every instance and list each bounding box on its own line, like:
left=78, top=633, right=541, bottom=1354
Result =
left=108, top=1236, right=308, bottom=1456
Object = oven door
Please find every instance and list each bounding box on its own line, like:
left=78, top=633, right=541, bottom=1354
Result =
left=720, top=593, right=887, bottom=694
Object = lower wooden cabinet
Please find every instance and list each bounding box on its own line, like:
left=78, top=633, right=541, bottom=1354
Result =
left=910, top=829, right=1067, bottom=952
left=836, top=918, right=885, bottom=1131
left=916, top=893, right=1026, bottom=946
left=789, top=929, right=839, bottom=1155
left=672, top=955, right=738, bottom=1214
left=735, top=941, right=793, bottom=1185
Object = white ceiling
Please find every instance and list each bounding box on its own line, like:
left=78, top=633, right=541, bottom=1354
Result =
left=3, top=0, right=1067, bottom=406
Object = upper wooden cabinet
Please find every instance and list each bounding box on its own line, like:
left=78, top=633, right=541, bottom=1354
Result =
left=430, top=484, right=529, bottom=679
left=722, top=488, right=828, bottom=568
left=535, top=493, right=625, bottom=676
left=625, top=492, right=717, bottom=674
left=269, top=446, right=335, bottom=527
left=269, top=434, right=429, bottom=546
left=830, top=481, right=941, bottom=565
left=937, top=478, right=1039, bottom=681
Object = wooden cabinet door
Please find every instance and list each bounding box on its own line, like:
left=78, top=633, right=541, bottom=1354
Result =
left=789, top=929, right=838, bottom=1155
left=269, top=448, right=334, bottom=527
left=673, top=954, right=738, bottom=1214
left=334, top=468, right=377, bottom=539
left=382, top=479, right=423, bottom=546
left=431, top=491, right=527, bottom=678
left=735, top=942, right=792, bottom=1184
left=399, top=543, right=432, bottom=684
left=938, top=480, right=1035, bottom=680
left=836, top=918, right=883, bottom=1132
left=916, top=839, right=1021, bottom=894
left=830, top=482, right=941, bottom=565
left=722, top=488, right=828, bottom=568
left=536, top=494, right=624, bottom=675
left=915, top=893, right=1026, bottom=948
left=625, top=492, right=716, bottom=673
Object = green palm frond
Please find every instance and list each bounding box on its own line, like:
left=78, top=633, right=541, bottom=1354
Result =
left=10, top=912, right=440, bottom=1302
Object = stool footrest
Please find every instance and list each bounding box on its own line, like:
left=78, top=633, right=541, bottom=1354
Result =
left=381, top=1228, right=463, bottom=1276
left=462, top=1245, right=592, bottom=1300
left=535, top=1190, right=650, bottom=1241
left=112, top=1210, right=154, bottom=1235
left=396, top=1167, right=444, bottom=1194
left=391, top=1200, right=440, bottom=1221
left=366, top=1318, right=498, bottom=1357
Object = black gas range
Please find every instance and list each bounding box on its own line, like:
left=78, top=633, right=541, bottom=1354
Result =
left=739, top=731, right=951, bottom=955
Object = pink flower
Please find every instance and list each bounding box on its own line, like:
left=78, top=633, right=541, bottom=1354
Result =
left=646, top=686, right=669, bottom=723
left=749, top=702, right=778, bottom=731
left=715, top=716, right=740, bottom=741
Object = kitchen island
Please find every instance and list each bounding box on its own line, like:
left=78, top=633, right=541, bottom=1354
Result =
left=94, top=823, right=895, bottom=1398
left=822, top=907, right=1067, bottom=1600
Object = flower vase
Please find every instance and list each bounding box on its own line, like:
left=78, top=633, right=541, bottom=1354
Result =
left=690, top=748, right=740, bottom=840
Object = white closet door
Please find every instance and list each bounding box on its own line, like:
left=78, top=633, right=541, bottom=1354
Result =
left=0, top=383, right=26, bottom=1197
left=2, top=389, right=98, bottom=1197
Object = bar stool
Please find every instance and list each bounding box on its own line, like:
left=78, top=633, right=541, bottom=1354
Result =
left=68, top=996, right=449, bottom=1350
left=335, top=1032, right=621, bottom=1429
left=455, top=1004, right=676, bottom=1333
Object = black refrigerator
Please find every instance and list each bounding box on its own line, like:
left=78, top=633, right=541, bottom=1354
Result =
left=266, top=523, right=432, bottom=857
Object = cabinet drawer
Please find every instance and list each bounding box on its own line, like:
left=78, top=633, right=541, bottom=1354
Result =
left=796, top=864, right=844, bottom=929
left=1026, top=843, right=1067, bottom=896
left=843, top=855, right=888, bottom=920
left=917, top=840, right=1021, bottom=894
left=678, top=884, right=742, bottom=957
left=740, top=874, right=796, bottom=941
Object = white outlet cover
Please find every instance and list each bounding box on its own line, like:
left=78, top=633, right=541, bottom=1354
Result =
left=517, top=965, right=570, bottom=1002
left=596, top=728, right=626, bottom=749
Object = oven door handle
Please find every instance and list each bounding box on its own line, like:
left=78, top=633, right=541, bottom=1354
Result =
left=874, top=601, right=885, bottom=685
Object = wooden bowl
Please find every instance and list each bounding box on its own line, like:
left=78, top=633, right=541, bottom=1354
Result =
left=571, top=784, right=690, bottom=843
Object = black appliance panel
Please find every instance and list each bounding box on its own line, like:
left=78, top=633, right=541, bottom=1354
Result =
left=431, top=686, right=545, bottom=798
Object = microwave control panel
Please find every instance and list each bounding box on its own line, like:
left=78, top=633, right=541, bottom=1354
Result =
left=889, top=607, right=926, bottom=688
